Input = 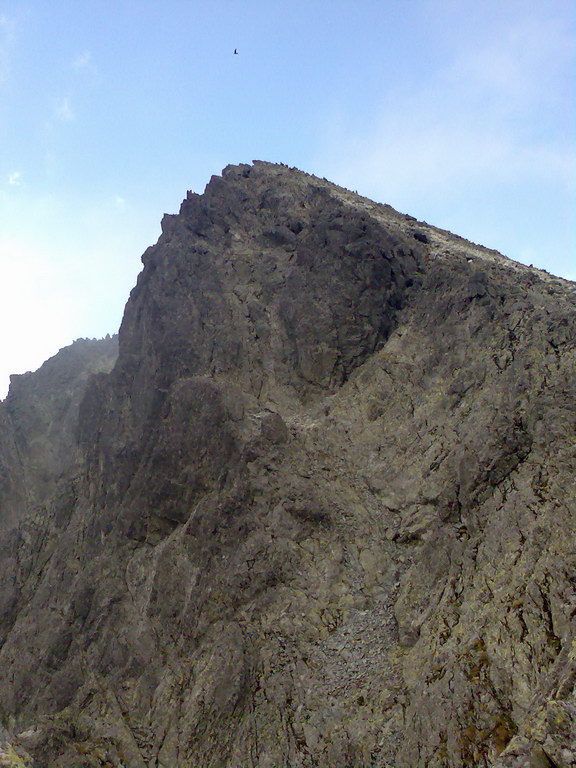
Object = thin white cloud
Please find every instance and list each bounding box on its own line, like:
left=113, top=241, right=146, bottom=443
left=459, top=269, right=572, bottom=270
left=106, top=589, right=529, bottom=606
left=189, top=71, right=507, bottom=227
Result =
left=327, top=112, right=574, bottom=198
left=71, top=49, right=99, bottom=84
left=72, top=50, right=93, bottom=70
left=318, top=4, right=574, bottom=207
left=315, top=2, right=574, bottom=280
left=443, top=12, right=575, bottom=120
left=55, top=97, right=75, bottom=122
left=321, top=96, right=574, bottom=223
left=8, top=171, right=21, bottom=186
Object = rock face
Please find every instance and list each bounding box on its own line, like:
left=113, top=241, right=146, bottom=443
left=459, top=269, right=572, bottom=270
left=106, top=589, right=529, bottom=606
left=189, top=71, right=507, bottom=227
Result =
left=0, top=162, right=574, bottom=768
left=0, top=338, right=118, bottom=531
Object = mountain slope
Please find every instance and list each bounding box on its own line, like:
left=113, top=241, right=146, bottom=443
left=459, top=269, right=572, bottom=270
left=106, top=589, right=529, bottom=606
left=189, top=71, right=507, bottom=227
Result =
left=0, top=162, right=574, bottom=768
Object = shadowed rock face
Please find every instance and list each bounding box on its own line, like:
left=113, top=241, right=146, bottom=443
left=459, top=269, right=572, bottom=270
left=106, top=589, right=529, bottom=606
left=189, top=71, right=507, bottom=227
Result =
left=0, top=162, right=574, bottom=768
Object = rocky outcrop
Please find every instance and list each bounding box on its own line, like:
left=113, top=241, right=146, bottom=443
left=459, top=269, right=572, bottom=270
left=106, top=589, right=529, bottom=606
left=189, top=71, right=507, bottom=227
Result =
left=0, top=337, right=118, bottom=530
left=0, top=162, right=574, bottom=767
left=0, top=337, right=118, bottom=665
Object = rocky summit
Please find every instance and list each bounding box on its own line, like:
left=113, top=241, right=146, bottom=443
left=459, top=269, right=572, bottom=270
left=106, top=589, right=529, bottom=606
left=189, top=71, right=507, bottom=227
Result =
left=0, top=161, right=575, bottom=768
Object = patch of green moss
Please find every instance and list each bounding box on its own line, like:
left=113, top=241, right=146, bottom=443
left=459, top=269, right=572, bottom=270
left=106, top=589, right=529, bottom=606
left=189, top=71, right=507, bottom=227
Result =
left=0, top=744, right=32, bottom=768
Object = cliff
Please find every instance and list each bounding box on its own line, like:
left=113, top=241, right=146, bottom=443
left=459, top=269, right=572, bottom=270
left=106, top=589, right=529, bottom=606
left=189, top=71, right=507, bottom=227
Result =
left=0, top=162, right=574, bottom=767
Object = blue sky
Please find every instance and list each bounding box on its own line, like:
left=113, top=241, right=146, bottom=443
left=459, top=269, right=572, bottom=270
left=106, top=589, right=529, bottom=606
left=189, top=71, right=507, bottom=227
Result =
left=0, top=0, right=574, bottom=397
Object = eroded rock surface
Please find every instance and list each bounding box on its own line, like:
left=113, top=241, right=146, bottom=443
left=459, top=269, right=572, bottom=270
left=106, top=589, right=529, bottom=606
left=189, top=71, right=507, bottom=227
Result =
left=0, top=162, right=574, bottom=767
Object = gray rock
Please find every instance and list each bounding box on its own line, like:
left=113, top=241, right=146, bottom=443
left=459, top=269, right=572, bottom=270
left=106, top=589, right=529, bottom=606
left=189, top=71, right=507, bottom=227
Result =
left=0, top=162, right=574, bottom=767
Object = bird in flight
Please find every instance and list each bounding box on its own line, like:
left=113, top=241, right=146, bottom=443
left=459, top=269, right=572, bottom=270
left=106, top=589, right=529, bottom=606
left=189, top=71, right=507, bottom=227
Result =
left=234, top=48, right=238, bottom=54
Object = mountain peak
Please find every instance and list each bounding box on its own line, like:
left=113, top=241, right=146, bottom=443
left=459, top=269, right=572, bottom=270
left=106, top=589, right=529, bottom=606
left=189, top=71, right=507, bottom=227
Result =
left=0, top=164, right=574, bottom=768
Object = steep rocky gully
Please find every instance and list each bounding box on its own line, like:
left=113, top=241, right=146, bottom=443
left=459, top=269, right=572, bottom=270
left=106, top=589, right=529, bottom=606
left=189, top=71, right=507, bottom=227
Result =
left=0, top=162, right=575, bottom=768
